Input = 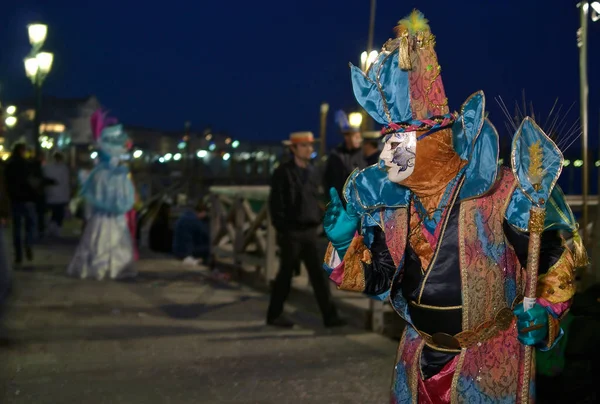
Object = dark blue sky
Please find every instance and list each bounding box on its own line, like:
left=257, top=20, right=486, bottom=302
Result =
left=1, top=0, right=599, bottom=150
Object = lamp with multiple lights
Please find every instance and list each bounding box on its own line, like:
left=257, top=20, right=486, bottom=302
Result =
left=24, top=23, right=54, bottom=155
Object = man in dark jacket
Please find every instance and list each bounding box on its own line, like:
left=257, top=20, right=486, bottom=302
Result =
left=4, top=144, right=37, bottom=264
left=267, top=131, right=345, bottom=328
left=361, top=130, right=382, bottom=166
left=323, top=111, right=366, bottom=199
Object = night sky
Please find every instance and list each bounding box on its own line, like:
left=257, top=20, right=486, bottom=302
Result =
left=1, top=0, right=599, bottom=150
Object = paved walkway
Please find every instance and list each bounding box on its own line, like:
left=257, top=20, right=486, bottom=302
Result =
left=0, top=236, right=397, bottom=403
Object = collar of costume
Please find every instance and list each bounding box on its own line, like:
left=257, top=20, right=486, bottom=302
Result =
left=343, top=91, right=499, bottom=215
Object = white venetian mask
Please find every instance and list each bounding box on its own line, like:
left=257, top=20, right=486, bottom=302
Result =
left=379, top=131, right=417, bottom=183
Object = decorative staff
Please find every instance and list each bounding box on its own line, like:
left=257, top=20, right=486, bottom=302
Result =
left=511, top=118, right=567, bottom=403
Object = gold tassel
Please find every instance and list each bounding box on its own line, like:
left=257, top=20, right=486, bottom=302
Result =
left=399, top=33, right=412, bottom=70
left=571, top=230, right=589, bottom=269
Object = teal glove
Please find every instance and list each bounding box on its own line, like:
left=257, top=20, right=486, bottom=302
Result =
left=324, top=187, right=359, bottom=258
left=513, top=303, right=549, bottom=346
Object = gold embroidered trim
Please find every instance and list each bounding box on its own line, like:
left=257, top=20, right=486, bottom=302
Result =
left=323, top=242, right=335, bottom=266
left=409, top=301, right=462, bottom=310
left=338, top=236, right=370, bottom=292
left=459, top=202, right=470, bottom=331
left=417, top=176, right=465, bottom=304
left=390, top=327, right=409, bottom=393
left=451, top=349, right=467, bottom=404
left=545, top=314, right=559, bottom=349
left=410, top=339, right=425, bottom=403
left=415, top=307, right=514, bottom=351
left=536, top=248, right=576, bottom=304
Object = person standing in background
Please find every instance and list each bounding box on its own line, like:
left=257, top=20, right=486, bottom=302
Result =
left=4, top=144, right=37, bottom=265
left=67, top=110, right=136, bottom=280
left=30, top=152, right=50, bottom=239
left=361, top=130, right=382, bottom=166
left=322, top=111, right=366, bottom=200
left=267, top=131, right=345, bottom=328
left=43, top=152, right=71, bottom=236
left=0, top=160, right=12, bottom=311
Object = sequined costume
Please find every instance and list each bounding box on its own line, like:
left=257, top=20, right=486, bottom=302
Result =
left=323, top=11, right=585, bottom=403
left=67, top=110, right=136, bottom=280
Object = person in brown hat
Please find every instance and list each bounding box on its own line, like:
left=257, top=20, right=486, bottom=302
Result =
left=267, top=132, right=345, bottom=328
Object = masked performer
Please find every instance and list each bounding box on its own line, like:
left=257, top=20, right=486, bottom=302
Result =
left=323, top=10, right=586, bottom=403
left=68, top=110, right=136, bottom=280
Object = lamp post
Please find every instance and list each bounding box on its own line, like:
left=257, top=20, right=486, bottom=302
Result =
left=319, top=102, right=329, bottom=159
left=577, top=1, right=600, bottom=286
left=24, top=23, right=53, bottom=156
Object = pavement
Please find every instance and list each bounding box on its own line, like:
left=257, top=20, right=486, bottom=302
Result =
left=0, top=232, right=398, bottom=404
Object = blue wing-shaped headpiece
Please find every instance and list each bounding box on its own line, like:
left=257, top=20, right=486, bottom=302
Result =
left=350, top=44, right=412, bottom=125
left=511, top=117, right=563, bottom=207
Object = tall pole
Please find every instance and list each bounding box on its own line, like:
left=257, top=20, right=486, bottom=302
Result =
left=34, top=80, right=42, bottom=156
left=367, top=0, right=376, bottom=54
left=595, top=115, right=600, bottom=283
left=319, top=102, right=329, bottom=160
left=365, top=0, right=377, bottom=131
left=578, top=2, right=590, bottom=248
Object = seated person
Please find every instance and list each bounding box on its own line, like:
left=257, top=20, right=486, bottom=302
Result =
left=172, top=201, right=210, bottom=264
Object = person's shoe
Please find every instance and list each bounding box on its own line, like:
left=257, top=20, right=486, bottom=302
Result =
left=182, top=256, right=199, bottom=266
left=267, top=316, right=295, bottom=328
left=324, top=317, right=348, bottom=328
left=25, top=247, right=33, bottom=261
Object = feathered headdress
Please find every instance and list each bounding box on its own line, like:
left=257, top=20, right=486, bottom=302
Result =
left=394, top=9, right=430, bottom=36
left=90, top=109, right=118, bottom=142
left=335, top=110, right=359, bottom=133
left=350, top=9, right=449, bottom=126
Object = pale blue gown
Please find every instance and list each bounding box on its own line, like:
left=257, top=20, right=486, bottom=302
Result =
left=67, top=125, right=136, bottom=280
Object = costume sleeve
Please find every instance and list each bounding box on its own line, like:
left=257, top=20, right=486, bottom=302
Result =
left=503, top=220, right=576, bottom=350
left=323, top=225, right=396, bottom=300
left=268, top=167, right=286, bottom=234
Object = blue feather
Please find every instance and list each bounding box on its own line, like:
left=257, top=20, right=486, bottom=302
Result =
left=335, top=110, right=350, bottom=131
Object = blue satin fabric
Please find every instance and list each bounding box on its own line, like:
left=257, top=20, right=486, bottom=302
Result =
left=350, top=50, right=412, bottom=125
left=81, top=123, right=134, bottom=216
left=505, top=185, right=575, bottom=232
left=452, top=92, right=485, bottom=160
left=81, top=163, right=134, bottom=215
left=512, top=118, right=563, bottom=205
left=342, top=91, right=499, bottom=219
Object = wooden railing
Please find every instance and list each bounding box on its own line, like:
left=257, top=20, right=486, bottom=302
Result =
left=208, top=185, right=397, bottom=334
left=209, top=186, right=277, bottom=285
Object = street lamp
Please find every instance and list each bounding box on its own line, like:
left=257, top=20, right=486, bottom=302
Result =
left=348, top=112, right=363, bottom=129
left=5, top=116, right=17, bottom=128
left=360, top=50, right=379, bottom=72
left=5, top=105, right=16, bottom=115
left=319, top=102, right=329, bottom=159
left=577, top=1, right=600, bottom=284
left=24, top=23, right=54, bottom=156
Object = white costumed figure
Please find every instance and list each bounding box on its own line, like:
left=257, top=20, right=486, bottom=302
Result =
left=67, top=109, right=136, bottom=280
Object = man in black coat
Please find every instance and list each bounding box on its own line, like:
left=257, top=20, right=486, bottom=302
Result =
left=267, top=132, right=345, bottom=328
left=323, top=111, right=366, bottom=200
left=361, top=130, right=382, bottom=166
left=4, top=144, right=37, bottom=264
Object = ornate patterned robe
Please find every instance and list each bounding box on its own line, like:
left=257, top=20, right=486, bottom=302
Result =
left=323, top=93, right=579, bottom=403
